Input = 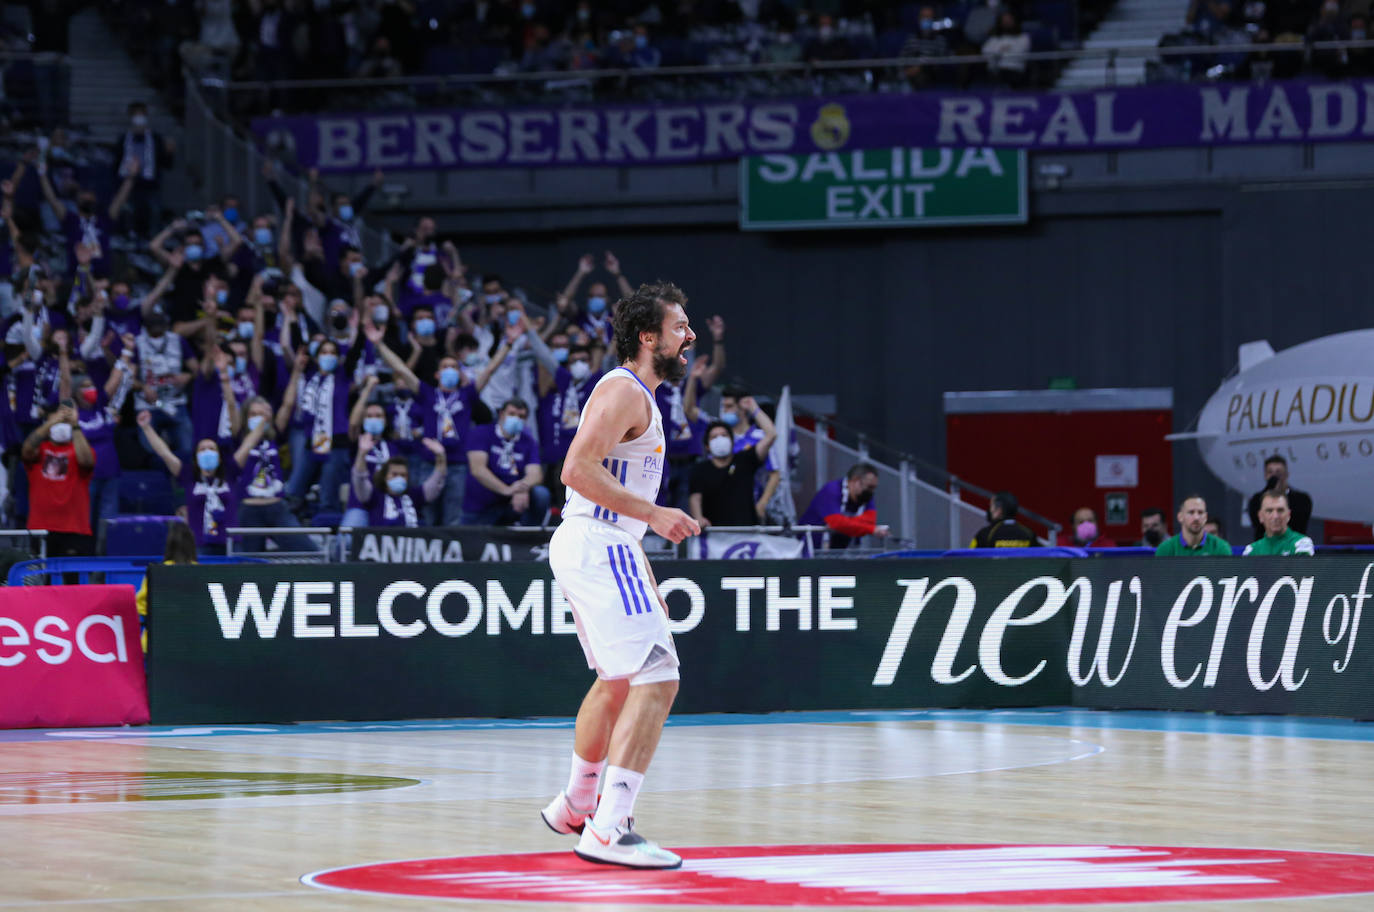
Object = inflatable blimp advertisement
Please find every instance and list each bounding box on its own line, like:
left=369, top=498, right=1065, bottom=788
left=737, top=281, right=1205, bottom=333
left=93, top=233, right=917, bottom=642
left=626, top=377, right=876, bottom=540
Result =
left=1170, top=329, right=1374, bottom=521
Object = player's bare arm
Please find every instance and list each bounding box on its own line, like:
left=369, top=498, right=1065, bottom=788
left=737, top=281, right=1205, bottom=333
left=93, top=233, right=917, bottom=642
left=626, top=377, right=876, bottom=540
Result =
left=562, top=377, right=699, bottom=543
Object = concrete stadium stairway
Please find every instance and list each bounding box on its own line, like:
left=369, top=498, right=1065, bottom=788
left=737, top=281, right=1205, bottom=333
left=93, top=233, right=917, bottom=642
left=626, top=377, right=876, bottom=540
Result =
left=1056, top=0, right=1193, bottom=88
left=66, top=7, right=180, bottom=142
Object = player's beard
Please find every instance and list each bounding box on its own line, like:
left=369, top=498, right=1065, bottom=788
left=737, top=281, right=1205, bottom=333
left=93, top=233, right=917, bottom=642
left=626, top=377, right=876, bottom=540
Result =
left=652, top=344, right=687, bottom=382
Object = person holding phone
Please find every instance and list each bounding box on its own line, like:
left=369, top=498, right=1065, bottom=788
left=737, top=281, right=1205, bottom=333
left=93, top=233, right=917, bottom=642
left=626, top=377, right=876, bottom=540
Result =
left=20, top=400, right=96, bottom=556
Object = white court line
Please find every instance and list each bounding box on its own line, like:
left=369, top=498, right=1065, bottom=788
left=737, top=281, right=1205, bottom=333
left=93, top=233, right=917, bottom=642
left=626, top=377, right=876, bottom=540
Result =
left=0, top=726, right=1106, bottom=816
left=0, top=891, right=305, bottom=907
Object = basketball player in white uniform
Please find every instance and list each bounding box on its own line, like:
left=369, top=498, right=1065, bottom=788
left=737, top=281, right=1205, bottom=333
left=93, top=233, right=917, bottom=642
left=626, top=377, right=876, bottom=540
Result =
left=541, top=282, right=701, bottom=869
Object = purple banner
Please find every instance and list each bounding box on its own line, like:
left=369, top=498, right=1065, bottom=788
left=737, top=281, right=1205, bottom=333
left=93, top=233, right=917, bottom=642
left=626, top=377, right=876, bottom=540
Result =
left=252, top=79, right=1374, bottom=171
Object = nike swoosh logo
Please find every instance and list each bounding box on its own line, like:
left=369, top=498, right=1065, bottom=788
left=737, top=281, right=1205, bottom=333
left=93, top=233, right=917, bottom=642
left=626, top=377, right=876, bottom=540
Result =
left=589, top=827, right=612, bottom=846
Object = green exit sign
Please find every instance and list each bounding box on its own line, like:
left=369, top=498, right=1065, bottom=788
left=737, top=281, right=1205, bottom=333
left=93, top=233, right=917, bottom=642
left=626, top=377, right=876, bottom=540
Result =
left=740, top=147, right=1027, bottom=231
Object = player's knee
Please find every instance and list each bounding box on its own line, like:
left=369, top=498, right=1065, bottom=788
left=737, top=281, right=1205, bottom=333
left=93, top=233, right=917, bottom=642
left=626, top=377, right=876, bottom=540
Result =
left=591, top=676, right=631, bottom=706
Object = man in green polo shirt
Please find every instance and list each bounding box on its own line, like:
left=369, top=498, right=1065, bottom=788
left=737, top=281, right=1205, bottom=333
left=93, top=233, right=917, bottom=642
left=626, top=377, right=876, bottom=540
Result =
left=1155, top=495, right=1232, bottom=556
left=1243, top=492, right=1315, bottom=556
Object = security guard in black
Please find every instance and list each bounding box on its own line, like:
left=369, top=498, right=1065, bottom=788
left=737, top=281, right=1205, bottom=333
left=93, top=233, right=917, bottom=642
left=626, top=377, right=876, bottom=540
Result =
left=970, top=491, right=1037, bottom=548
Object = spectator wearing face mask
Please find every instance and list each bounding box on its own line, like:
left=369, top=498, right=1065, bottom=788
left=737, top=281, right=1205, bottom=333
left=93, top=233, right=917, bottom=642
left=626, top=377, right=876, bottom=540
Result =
left=366, top=321, right=500, bottom=526
left=902, top=5, right=953, bottom=86
left=228, top=294, right=267, bottom=376
left=307, top=245, right=368, bottom=305
left=463, top=398, right=549, bottom=526
left=718, top=387, right=781, bottom=522
left=1138, top=507, right=1168, bottom=548
left=529, top=332, right=603, bottom=512
left=22, top=401, right=96, bottom=556
left=316, top=173, right=382, bottom=270
left=279, top=331, right=364, bottom=519
left=232, top=394, right=302, bottom=553
left=405, top=304, right=445, bottom=381
left=191, top=202, right=244, bottom=266
left=657, top=318, right=724, bottom=511
left=690, top=405, right=777, bottom=529
left=138, top=413, right=240, bottom=556
left=342, top=375, right=394, bottom=528
left=970, top=491, right=1037, bottom=548
left=561, top=251, right=634, bottom=351
left=114, top=101, right=176, bottom=236
left=475, top=301, right=538, bottom=420
left=1056, top=507, right=1116, bottom=548
left=361, top=291, right=404, bottom=354
left=350, top=436, right=448, bottom=528
left=103, top=276, right=146, bottom=339
left=151, top=221, right=231, bottom=320
left=167, top=273, right=234, bottom=342
left=60, top=355, right=126, bottom=536
left=233, top=214, right=282, bottom=286
left=800, top=463, right=889, bottom=550
left=106, top=253, right=180, bottom=341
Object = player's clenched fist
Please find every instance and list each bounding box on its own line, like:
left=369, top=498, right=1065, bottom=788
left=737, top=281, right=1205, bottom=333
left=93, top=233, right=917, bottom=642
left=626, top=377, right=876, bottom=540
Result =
left=649, top=506, right=701, bottom=543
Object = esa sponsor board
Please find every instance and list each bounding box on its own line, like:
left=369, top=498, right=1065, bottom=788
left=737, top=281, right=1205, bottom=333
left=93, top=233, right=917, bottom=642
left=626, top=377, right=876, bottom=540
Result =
left=147, top=558, right=1374, bottom=724
left=0, top=585, right=149, bottom=728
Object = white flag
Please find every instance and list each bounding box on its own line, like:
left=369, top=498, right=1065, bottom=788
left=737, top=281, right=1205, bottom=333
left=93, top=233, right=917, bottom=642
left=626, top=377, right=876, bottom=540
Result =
left=696, top=531, right=806, bottom=560
left=766, top=385, right=798, bottom=525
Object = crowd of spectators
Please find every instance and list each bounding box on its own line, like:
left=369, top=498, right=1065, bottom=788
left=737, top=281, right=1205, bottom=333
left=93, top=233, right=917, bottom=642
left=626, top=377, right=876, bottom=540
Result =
left=102, top=0, right=1086, bottom=117
left=92, top=0, right=1374, bottom=125
left=1162, top=0, right=1374, bottom=80
left=0, top=126, right=837, bottom=556
left=0, top=100, right=1330, bottom=561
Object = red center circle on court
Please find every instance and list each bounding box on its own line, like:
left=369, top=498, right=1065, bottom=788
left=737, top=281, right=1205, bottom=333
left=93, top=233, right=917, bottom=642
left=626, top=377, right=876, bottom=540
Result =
left=303, top=843, right=1374, bottom=906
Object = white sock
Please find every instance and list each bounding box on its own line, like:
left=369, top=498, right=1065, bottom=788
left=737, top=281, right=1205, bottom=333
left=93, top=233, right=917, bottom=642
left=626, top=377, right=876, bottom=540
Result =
left=591, top=765, right=644, bottom=831
left=565, top=753, right=604, bottom=811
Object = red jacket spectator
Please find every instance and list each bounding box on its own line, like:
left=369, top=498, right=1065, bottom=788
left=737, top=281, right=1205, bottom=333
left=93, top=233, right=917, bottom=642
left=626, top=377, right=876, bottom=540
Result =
left=22, top=403, right=97, bottom=554
left=800, top=463, right=889, bottom=550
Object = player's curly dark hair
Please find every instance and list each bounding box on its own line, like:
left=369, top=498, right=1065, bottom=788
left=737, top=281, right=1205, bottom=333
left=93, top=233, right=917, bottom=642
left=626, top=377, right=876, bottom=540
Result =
left=612, top=281, right=688, bottom=363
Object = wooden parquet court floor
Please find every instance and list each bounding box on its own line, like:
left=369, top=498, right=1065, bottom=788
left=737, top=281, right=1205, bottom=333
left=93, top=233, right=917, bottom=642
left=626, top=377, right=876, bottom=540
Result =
left=1, top=709, right=1372, bottom=911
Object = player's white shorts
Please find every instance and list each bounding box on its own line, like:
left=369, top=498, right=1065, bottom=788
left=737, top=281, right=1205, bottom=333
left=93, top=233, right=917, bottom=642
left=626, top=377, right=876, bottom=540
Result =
left=549, top=515, right=679, bottom=682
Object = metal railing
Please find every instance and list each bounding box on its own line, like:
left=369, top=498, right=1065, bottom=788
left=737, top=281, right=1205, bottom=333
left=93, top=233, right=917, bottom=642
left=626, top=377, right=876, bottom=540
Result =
left=790, top=409, right=1061, bottom=549
left=181, top=74, right=398, bottom=265
left=0, top=529, right=47, bottom=561
left=192, top=37, right=1374, bottom=111
left=224, top=523, right=898, bottom=563
left=225, top=527, right=342, bottom=563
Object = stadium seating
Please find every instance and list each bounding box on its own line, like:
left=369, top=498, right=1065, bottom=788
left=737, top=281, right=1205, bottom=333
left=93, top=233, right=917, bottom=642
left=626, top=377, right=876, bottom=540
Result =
left=100, top=515, right=182, bottom=557
left=118, top=471, right=179, bottom=516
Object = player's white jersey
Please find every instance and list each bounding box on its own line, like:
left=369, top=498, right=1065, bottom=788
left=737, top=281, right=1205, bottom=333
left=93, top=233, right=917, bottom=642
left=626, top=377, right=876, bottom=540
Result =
left=561, top=367, right=665, bottom=541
